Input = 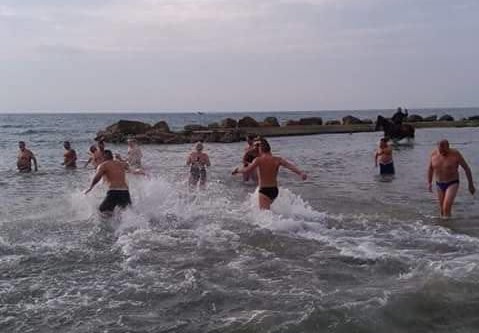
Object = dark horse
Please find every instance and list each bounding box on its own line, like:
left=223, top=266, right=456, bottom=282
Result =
left=375, top=115, right=415, bottom=142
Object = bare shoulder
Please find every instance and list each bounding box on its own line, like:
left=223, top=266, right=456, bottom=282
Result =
left=430, top=148, right=439, bottom=157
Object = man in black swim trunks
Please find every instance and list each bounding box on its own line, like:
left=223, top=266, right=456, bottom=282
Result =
left=428, top=139, right=475, bottom=218
left=232, top=138, right=307, bottom=210
left=84, top=150, right=131, bottom=214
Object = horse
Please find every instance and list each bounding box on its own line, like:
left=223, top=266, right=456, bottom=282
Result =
left=375, top=115, right=415, bottom=142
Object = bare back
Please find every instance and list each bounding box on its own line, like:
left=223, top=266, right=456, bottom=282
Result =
left=255, top=155, right=281, bottom=187
left=98, top=160, right=128, bottom=189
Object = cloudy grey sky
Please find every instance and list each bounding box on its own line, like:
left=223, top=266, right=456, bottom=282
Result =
left=0, top=0, right=478, bottom=112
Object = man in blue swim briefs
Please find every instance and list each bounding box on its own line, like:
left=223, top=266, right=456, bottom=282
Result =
left=232, top=138, right=307, bottom=210
left=427, top=139, right=475, bottom=218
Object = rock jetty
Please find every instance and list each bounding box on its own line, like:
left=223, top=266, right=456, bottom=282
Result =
left=96, top=114, right=479, bottom=144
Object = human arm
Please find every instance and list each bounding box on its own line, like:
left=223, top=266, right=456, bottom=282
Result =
left=279, top=158, right=307, bottom=180
left=205, top=154, right=211, bottom=167
left=374, top=149, right=379, bottom=167
left=31, top=152, right=38, bottom=171
left=84, top=165, right=105, bottom=194
left=427, top=154, right=434, bottom=192
left=84, top=157, right=92, bottom=168
left=458, top=153, right=475, bottom=195
left=232, top=158, right=259, bottom=175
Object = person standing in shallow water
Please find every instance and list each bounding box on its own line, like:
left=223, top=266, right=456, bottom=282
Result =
left=17, top=141, right=38, bottom=172
left=232, top=138, right=307, bottom=210
left=428, top=139, right=475, bottom=218
left=62, top=141, right=77, bottom=168
left=186, top=142, right=211, bottom=189
left=375, top=137, right=395, bottom=175
left=93, top=140, right=106, bottom=168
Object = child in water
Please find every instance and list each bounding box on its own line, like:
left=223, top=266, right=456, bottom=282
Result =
left=186, top=142, right=211, bottom=189
left=375, top=137, right=395, bottom=175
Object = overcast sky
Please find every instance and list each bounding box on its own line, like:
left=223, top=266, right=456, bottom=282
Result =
left=0, top=0, right=478, bottom=112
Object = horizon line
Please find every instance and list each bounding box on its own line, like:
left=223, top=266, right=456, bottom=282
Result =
left=1, top=106, right=478, bottom=115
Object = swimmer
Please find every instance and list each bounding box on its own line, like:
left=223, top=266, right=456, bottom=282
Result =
left=375, top=137, right=394, bottom=175
left=84, top=150, right=131, bottom=214
left=186, top=142, right=210, bottom=189
left=232, top=138, right=307, bottom=210
left=427, top=139, right=475, bottom=218
left=17, top=141, right=38, bottom=172
left=62, top=141, right=77, bottom=168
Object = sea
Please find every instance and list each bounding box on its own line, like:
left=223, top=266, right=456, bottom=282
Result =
left=1, top=108, right=479, bottom=332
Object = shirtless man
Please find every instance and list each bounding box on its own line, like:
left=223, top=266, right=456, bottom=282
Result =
left=84, top=150, right=131, bottom=213
left=232, top=138, right=307, bottom=210
left=427, top=139, right=475, bottom=218
left=374, top=137, right=394, bottom=175
left=186, top=142, right=211, bottom=188
left=17, top=141, right=38, bottom=172
left=93, top=141, right=106, bottom=168
left=62, top=141, right=77, bottom=168
left=242, top=134, right=259, bottom=183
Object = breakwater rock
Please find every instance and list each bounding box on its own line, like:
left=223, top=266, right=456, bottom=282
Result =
left=97, top=115, right=479, bottom=144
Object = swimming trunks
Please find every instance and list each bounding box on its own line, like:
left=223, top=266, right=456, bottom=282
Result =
left=259, top=187, right=279, bottom=202
left=379, top=161, right=395, bottom=175
left=436, top=179, right=459, bottom=192
left=190, top=166, right=207, bottom=183
left=99, top=190, right=132, bottom=212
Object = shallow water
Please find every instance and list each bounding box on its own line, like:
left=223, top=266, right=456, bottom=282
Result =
left=1, top=112, right=479, bottom=332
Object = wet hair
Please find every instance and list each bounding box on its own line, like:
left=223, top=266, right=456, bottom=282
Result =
left=259, top=138, right=271, bottom=152
left=246, top=134, right=256, bottom=141
left=104, top=150, right=113, bottom=160
left=89, top=145, right=97, bottom=153
left=64, top=141, right=71, bottom=146
left=18, top=141, right=25, bottom=145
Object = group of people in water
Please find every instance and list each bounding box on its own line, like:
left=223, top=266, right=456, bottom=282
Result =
left=15, top=132, right=475, bottom=218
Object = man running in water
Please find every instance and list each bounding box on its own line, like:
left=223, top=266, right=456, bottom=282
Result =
left=84, top=150, right=131, bottom=213
left=62, top=141, right=77, bottom=168
left=232, top=138, right=307, bottom=210
left=17, top=141, right=38, bottom=172
left=427, top=139, right=475, bottom=218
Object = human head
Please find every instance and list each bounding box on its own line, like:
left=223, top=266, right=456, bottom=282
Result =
left=63, top=141, right=71, bottom=149
left=89, top=145, right=97, bottom=153
left=18, top=141, right=26, bottom=150
left=127, top=138, right=136, bottom=147
left=438, top=139, right=450, bottom=156
left=379, top=137, right=389, bottom=148
left=104, top=150, right=113, bottom=160
left=256, top=138, right=271, bottom=153
left=195, top=141, right=204, bottom=152
left=246, top=134, right=256, bottom=145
